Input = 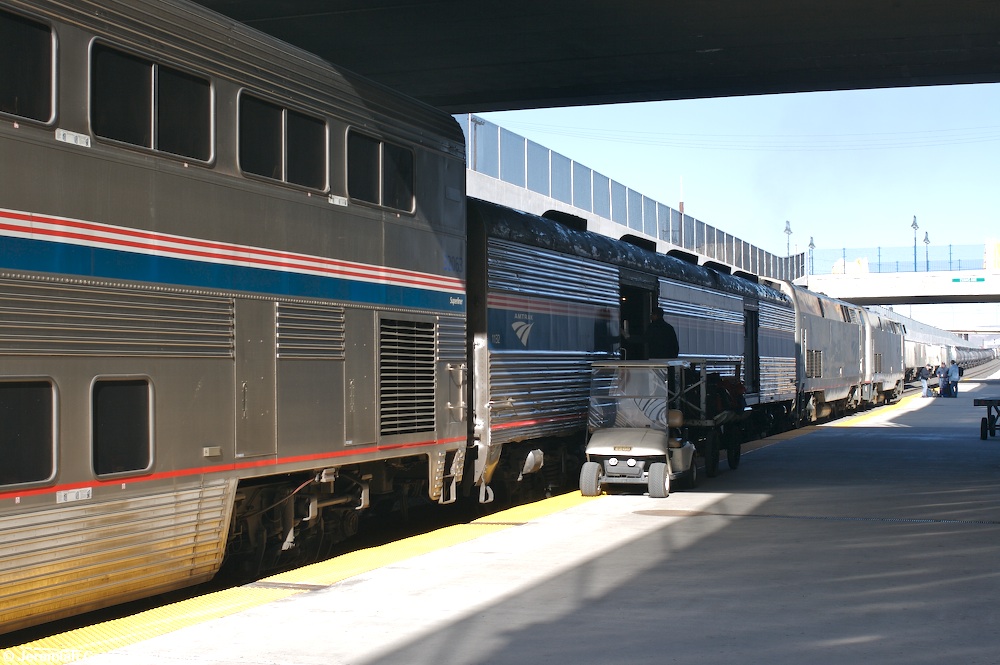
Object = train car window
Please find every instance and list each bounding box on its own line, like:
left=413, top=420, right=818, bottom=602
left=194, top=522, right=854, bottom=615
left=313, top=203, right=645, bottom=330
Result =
left=382, top=142, right=414, bottom=211
left=92, top=46, right=152, bottom=147
left=0, top=381, right=54, bottom=486
left=347, top=131, right=380, bottom=204
left=239, top=94, right=327, bottom=189
left=239, top=94, right=282, bottom=179
left=286, top=109, right=326, bottom=189
left=91, top=44, right=211, bottom=161
left=347, top=131, right=414, bottom=212
left=158, top=67, right=211, bottom=161
left=92, top=379, right=151, bottom=477
left=0, top=9, right=52, bottom=122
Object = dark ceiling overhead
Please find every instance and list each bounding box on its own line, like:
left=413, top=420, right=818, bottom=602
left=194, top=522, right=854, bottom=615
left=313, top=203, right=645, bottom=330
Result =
left=193, top=1, right=1000, bottom=113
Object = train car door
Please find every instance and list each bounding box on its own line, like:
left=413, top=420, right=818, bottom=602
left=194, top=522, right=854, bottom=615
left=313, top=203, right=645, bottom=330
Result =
left=235, top=299, right=277, bottom=458
left=619, top=269, right=658, bottom=360
left=743, top=302, right=761, bottom=393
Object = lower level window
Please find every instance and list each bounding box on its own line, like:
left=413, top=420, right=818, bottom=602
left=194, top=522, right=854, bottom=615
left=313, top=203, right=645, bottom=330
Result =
left=93, top=379, right=151, bottom=476
left=0, top=381, right=54, bottom=486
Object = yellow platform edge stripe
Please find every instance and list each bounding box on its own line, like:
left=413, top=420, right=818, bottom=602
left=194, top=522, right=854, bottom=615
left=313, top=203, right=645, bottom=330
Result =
left=827, top=391, right=921, bottom=427
left=2, top=492, right=597, bottom=661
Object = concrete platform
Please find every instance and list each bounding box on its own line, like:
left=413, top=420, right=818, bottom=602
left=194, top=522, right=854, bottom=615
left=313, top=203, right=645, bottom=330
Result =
left=8, top=372, right=1000, bottom=665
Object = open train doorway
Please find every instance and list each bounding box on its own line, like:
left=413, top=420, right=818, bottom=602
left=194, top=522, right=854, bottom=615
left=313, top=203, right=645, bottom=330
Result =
left=744, top=304, right=761, bottom=394
left=619, top=270, right=658, bottom=360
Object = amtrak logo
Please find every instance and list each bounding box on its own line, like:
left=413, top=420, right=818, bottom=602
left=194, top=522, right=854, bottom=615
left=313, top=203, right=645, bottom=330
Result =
left=512, top=320, right=534, bottom=347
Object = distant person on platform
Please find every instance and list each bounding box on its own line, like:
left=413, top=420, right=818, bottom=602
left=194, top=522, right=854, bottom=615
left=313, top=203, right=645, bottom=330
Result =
left=936, top=361, right=950, bottom=397
left=624, top=307, right=679, bottom=359
left=917, top=364, right=931, bottom=397
left=948, top=360, right=961, bottom=397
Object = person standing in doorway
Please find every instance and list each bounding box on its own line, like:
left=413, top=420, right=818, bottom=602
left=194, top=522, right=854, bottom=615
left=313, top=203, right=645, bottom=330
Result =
left=621, top=306, right=679, bottom=359
left=646, top=307, right=679, bottom=359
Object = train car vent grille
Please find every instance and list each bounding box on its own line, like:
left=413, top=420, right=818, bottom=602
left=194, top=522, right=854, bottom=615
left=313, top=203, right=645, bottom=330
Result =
left=806, top=349, right=823, bottom=378
left=379, top=319, right=436, bottom=436
left=276, top=304, right=346, bottom=359
left=0, top=279, right=233, bottom=357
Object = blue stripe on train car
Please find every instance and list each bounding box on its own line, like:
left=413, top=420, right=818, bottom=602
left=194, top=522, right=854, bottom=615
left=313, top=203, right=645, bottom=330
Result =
left=0, top=235, right=465, bottom=313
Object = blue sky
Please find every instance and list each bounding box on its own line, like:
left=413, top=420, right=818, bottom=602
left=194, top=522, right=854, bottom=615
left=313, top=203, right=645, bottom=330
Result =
left=480, top=83, right=1000, bottom=258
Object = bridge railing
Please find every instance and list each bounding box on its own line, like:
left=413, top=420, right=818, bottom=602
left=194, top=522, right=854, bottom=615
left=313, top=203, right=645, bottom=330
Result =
left=811, top=245, right=988, bottom=275
left=459, top=114, right=805, bottom=281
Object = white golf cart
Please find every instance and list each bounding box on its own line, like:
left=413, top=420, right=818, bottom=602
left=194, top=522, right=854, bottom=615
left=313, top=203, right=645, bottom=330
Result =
left=580, top=358, right=748, bottom=498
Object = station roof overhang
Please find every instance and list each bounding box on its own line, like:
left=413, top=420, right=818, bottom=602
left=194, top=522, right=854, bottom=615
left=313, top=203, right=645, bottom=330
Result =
left=192, top=1, right=1000, bottom=113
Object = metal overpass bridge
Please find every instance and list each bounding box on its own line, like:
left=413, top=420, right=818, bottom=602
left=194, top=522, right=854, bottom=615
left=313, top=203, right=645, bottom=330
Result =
left=805, top=270, right=1000, bottom=306
left=191, top=1, right=1000, bottom=114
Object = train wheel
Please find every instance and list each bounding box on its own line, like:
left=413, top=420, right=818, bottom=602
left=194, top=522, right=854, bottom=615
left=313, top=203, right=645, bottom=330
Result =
left=727, top=443, right=742, bottom=470
left=580, top=461, right=602, bottom=497
left=981, top=417, right=989, bottom=441
left=648, top=462, right=670, bottom=498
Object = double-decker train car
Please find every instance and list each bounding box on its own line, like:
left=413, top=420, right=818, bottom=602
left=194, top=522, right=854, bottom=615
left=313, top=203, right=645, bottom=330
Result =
left=0, top=0, right=468, bottom=633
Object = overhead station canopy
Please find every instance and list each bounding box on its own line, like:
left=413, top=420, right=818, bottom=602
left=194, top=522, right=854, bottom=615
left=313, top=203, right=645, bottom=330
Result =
left=192, top=1, right=1000, bottom=112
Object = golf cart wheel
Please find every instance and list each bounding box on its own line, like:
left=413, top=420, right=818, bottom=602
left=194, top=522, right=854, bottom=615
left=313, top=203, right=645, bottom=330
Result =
left=648, top=462, right=670, bottom=498
left=727, top=443, right=742, bottom=470
left=704, top=432, right=720, bottom=478
left=684, top=458, right=699, bottom=489
left=580, top=461, right=602, bottom=497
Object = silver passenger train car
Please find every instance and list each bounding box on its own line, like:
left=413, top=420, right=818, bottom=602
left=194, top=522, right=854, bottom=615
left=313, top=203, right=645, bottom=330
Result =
left=466, top=198, right=797, bottom=499
left=762, top=280, right=904, bottom=422
left=867, top=305, right=994, bottom=378
left=0, top=0, right=467, bottom=633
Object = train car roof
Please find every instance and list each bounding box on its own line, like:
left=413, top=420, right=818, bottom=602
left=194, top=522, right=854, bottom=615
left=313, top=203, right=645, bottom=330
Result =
left=469, top=198, right=790, bottom=306
left=7, top=0, right=465, bottom=156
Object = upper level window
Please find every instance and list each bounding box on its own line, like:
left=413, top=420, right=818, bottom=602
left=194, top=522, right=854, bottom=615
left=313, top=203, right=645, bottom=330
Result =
left=0, top=9, right=52, bottom=122
left=91, top=44, right=211, bottom=161
left=348, top=131, right=414, bottom=212
left=239, top=93, right=326, bottom=190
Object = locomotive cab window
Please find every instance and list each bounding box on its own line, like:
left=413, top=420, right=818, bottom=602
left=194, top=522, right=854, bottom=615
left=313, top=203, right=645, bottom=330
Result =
left=0, top=381, right=55, bottom=486
left=92, top=379, right=152, bottom=477
left=347, top=131, right=414, bottom=212
left=0, top=9, right=53, bottom=122
left=91, top=44, right=211, bottom=161
left=239, top=93, right=327, bottom=189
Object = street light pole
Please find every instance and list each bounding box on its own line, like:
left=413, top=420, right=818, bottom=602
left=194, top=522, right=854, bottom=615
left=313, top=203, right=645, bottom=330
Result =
left=784, top=220, right=792, bottom=279
left=911, top=216, right=919, bottom=271
left=924, top=231, right=930, bottom=271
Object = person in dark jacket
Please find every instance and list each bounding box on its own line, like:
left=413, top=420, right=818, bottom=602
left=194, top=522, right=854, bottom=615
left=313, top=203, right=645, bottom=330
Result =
left=645, top=307, right=679, bottom=359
